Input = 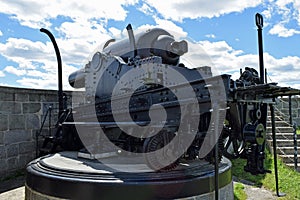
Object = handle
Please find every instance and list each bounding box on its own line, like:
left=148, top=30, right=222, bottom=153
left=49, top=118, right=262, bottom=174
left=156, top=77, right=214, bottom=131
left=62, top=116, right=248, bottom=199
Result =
left=255, top=13, right=263, bottom=29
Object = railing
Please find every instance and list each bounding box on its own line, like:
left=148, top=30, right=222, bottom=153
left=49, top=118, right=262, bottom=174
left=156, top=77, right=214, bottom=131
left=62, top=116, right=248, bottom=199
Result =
left=270, top=98, right=299, bottom=171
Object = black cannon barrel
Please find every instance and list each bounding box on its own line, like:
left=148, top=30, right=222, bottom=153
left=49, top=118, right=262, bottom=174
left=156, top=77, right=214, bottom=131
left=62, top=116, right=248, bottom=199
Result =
left=69, top=69, right=85, bottom=88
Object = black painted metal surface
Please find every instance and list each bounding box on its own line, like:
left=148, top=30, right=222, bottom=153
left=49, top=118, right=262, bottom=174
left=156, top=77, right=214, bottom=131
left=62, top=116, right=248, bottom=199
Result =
left=26, top=152, right=232, bottom=200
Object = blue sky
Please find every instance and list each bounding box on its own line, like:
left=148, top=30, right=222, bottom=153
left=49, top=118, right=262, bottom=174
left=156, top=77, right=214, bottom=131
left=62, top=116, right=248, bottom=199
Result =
left=0, top=0, right=299, bottom=89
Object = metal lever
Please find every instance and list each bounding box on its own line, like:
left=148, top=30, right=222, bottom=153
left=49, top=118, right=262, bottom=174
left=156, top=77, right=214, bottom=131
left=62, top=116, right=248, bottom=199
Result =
left=255, top=13, right=265, bottom=84
left=40, top=28, right=64, bottom=117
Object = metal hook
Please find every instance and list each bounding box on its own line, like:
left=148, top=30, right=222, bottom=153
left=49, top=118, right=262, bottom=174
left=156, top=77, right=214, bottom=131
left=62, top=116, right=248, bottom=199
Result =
left=255, top=13, right=263, bottom=29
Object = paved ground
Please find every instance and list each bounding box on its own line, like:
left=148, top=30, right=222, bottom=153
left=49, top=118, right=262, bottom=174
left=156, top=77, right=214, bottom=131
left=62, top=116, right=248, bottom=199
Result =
left=233, top=181, right=278, bottom=200
left=0, top=175, right=25, bottom=200
left=0, top=187, right=25, bottom=200
left=243, top=184, right=277, bottom=200
left=232, top=176, right=278, bottom=200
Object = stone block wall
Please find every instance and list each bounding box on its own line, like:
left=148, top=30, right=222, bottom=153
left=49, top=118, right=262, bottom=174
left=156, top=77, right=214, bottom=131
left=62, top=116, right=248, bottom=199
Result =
left=0, top=86, right=73, bottom=178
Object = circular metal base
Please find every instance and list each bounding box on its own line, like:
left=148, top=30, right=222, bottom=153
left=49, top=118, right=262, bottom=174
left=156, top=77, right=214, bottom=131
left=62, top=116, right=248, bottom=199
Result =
left=26, top=152, right=233, bottom=200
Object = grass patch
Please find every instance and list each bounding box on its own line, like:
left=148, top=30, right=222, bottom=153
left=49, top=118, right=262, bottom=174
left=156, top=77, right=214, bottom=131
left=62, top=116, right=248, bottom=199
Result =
left=234, top=182, right=247, bottom=200
left=232, top=150, right=300, bottom=200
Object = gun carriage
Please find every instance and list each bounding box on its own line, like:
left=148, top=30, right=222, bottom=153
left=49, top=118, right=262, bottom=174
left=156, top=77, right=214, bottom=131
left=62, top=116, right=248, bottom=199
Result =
left=38, top=12, right=299, bottom=185
left=24, top=13, right=300, bottom=200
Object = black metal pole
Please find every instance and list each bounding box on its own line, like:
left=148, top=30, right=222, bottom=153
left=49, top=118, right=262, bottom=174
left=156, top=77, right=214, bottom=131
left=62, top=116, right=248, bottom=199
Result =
left=255, top=13, right=265, bottom=84
left=40, top=28, right=64, bottom=117
left=48, top=106, right=52, bottom=136
left=293, top=123, right=298, bottom=170
left=213, top=107, right=221, bottom=200
left=270, top=103, right=285, bottom=197
left=265, top=68, right=267, bottom=84
left=288, top=96, right=292, bottom=125
left=214, top=142, right=219, bottom=200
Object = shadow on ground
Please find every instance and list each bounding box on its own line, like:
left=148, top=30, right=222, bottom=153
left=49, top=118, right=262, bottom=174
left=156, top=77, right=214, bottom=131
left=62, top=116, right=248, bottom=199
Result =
left=0, top=170, right=25, bottom=194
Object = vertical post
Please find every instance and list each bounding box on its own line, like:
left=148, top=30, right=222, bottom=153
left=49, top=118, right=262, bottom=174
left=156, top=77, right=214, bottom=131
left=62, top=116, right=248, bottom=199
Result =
left=40, top=28, right=64, bottom=117
left=288, top=96, right=292, bottom=125
left=270, top=103, right=286, bottom=197
left=293, top=123, right=298, bottom=170
left=255, top=13, right=265, bottom=84
left=265, top=68, right=267, bottom=84
left=214, top=141, right=219, bottom=200
left=48, top=106, right=52, bottom=136
left=213, top=107, right=222, bottom=200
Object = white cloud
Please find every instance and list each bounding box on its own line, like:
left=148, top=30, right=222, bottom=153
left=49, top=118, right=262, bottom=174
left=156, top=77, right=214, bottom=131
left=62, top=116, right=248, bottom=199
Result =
left=0, top=38, right=56, bottom=65
left=0, top=0, right=299, bottom=90
left=269, top=23, right=300, bottom=37
left=263, top=0, right=300, bottom=37
left=205, top=34, right=216, bottom=39
left=153, top=17, right=188, bottom=37
left=182, top=39, right=300, bottom=88
left=4, top=66, right=26, bottom=76
left=0, top=30, right=2, bottom=37
left=109, top=27, right=122, bottom=38
left=134, top=17, right=188, bottom=40
left=139, top=2, right=155, bottom=15
left=261, top=8, right=272, bottom=19
left=8, top=63, right=79, bottom=90
left=0, top=0, right=137, bottom=29
left=16, top=77, right=57, bottom=89
left=0, top=71, right=5, bottom=77
left=144, top=0, right=262, bottom=21
left=0, top=36, right=81, bottom=89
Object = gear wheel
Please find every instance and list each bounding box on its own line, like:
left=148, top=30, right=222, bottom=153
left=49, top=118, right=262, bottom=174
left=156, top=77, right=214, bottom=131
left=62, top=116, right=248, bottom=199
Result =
left=143, top=131, right=179, bottom=171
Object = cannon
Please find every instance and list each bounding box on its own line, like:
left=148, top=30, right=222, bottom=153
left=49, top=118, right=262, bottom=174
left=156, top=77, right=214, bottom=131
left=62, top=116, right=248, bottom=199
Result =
left=39, top=14, right=299, bottom=176
left=30, top=13, right=300, bottom=200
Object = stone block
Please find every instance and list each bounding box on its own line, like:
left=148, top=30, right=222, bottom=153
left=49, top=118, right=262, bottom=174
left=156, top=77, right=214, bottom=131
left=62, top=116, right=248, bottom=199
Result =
left=42, top=103, right=58, bottom=114
left=4, top=130, right=32, bottom=144
left=0, top=102, right=21, bottom=114
left=0, top=145, right=5, bottom=159
left=0, top=92, right=14, bottom=101
left=294, top=118, right=300, bottom=127
left=0, top=114, right=8, bottom=131
left=23, top=103, right=41, bottom=114
left=19, top=141, right=35, bottom=154
left=6, top=143, right=19, bottom=157
left=51, top=114, right=58, bottom=126
left=15, top=93, right=29, bottom=102
left=0, top=159, right=7, bottom=173
left=41, top=94, right=58, bottom=102
left=0, top=131, right=3, bottom=144
left=9, top=115, right=25, bottom=130
left=28, top=93, right=41, bottom=102
left=7, top=157, right=18, bottom=170
left=19, top=153, right=34, bottom=167
left=26, top=114, right=40, bottom=130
